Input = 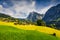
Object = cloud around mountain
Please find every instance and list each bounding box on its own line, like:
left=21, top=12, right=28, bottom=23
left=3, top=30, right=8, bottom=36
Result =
left=0, top=0, right=60, bottom=18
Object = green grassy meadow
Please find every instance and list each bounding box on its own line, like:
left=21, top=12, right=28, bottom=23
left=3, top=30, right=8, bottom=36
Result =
left=0, top=25, right=60, bottom=40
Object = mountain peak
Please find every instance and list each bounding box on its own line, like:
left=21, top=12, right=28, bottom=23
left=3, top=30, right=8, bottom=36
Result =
left=42, top=4, right=60, bottom=29
left=56, top=4, right=60, bottom=7
left=43, top=4, right=60, bottom=22
left=27, top=12, right=44, bottom=22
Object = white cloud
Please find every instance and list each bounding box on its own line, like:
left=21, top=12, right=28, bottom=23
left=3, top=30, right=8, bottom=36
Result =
left=0, top=1, right=53, bottom=18
left=0, top=4, right=15, bottom=17
left=0, top=5, right=4, bottom=13
left=0, top=5, right=3, bottom=9
left=0, top=1, right=36, bottom=18
left=12, top=1, right=36, bottom=18
left=36, top=5, right=53, bottom=14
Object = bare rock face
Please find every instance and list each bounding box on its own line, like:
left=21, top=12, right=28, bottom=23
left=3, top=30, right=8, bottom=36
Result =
left=43, top=4, right=60, bottom=23
left=27, top=12, right=44, bottom=22
left=42, top=4, right=60, bottom=29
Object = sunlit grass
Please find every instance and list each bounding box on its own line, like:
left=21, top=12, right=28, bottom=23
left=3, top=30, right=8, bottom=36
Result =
left=0, top=25, right=60, bottom=40
left=0, top=21, right=60, bottom=37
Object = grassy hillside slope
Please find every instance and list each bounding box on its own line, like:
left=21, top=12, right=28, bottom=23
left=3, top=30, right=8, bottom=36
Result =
left=0, top=21, right=60, bottom=38
left=0, top=25, right=60, bottom=40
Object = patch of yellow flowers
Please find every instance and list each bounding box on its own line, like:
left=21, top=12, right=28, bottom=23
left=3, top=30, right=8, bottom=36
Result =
left=0, top=21, right=60, bottom=37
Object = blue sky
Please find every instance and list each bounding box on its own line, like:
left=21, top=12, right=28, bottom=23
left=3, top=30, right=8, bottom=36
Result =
left=0, top=0, right=60, bottom=18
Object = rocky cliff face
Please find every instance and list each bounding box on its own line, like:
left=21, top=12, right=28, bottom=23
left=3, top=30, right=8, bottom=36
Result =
left=43, top=4, right=60, bottom=23
left=27, top=12, right=44, bottom=22
left=42, top=4, right=60, bottom=29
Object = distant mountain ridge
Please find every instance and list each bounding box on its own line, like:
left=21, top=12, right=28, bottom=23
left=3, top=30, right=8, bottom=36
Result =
left=42, top=4, right=60, bottom=29
left=0, top=12, right=44, bottom=25
left=43, top=4, right=60, bottom=22
left=27, top=12, right=44, bottom=22
left=0, top=13, right=11, bottom=18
